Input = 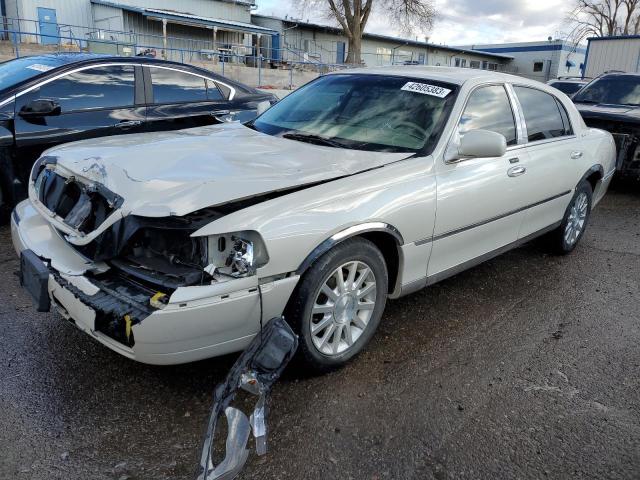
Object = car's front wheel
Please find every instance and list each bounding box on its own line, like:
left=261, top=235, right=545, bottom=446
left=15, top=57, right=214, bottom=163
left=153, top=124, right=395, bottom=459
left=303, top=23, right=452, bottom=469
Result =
left=287, top=238, right=388, bottom=372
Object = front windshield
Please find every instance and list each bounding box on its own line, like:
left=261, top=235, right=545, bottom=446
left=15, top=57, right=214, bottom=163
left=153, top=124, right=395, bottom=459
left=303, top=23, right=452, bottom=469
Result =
left=0, top=56, right=63, bottom=96
left=573, top=75, right=640, bottom=106
left=252, top=74, right=457, bottom=153
left=550, top=81, right=584, bottom=95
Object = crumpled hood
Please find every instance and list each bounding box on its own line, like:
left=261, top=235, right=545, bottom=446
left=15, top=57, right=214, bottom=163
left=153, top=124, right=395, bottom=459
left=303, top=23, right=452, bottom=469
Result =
left=45, top=122, right=411, bottom=218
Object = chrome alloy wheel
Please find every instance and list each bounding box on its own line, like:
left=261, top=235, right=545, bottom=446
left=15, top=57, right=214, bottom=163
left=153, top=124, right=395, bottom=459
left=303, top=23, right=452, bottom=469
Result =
left=310, top=261, right=377, bottom=356
left=564, top=192, right=588, bottom=246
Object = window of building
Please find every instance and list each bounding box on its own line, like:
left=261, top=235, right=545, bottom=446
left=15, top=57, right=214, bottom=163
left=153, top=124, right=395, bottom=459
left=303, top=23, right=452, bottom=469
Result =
left=454, top=57, right=462, bottom=67
left=376, top=47, right=392, bottom=65
left=35, top=65, right=135, bottom=112
left=460, top=59, right=467, bottom=68
left=533, top=61, right=544, bottom=72
left=418, top=52, right=426, bottom=64
left=150, top=67, right=208, bottom=104
left=470, top=60, right=480, bottom=69
left=488, top=63, right=498, bottom=71
left=482, top=61, right=489, bottom=69
left=513, top=86, right=571, bottom=142
left=458, top=85, right=517, bottom=145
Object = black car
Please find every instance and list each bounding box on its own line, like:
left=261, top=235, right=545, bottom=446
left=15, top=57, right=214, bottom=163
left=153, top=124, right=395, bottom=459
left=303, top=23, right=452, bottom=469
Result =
left=0, top=53, right=277, bottom=220
left=546, top=77, right=590, bottom=96
left=573, top=72, right=640, bottom=180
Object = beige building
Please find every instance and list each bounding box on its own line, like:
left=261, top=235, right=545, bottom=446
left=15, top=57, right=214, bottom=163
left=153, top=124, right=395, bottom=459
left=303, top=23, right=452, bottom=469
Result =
left=252, top=14, right=514, bottom=70
left=583, top=36, right=640, bottom=78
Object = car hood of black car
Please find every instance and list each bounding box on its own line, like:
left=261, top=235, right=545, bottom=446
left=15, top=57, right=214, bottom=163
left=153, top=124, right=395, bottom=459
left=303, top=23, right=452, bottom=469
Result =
left=575, top=102, right=640, bottom=125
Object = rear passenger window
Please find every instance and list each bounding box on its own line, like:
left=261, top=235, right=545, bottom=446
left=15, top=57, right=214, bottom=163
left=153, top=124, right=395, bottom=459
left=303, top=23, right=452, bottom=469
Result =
left=514, top=86, right=571, bottom=142
left=150, top=68, right=208, bottom=104
left=458, top=85, right=517, bottom=145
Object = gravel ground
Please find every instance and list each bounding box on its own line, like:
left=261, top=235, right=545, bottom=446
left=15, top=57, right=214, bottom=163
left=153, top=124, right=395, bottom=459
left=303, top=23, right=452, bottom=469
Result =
left=1, top=184, right=639, bottom=480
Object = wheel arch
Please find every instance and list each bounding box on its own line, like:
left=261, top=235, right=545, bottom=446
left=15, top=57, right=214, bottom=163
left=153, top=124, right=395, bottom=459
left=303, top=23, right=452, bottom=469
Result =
left=295, top=222, right=404, bottom=294
left=580, top=164, right=604, bottom=192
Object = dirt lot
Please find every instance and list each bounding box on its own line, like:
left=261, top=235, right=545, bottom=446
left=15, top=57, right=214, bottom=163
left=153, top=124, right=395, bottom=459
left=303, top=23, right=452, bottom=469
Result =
left=1, top=184, right=639, bottom=480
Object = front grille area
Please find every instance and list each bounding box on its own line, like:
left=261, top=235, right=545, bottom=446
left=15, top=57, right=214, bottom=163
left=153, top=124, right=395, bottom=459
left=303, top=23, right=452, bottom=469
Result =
left=34, top=168, right=123, bottom=234
left=583, top=119, right=640, bottom=176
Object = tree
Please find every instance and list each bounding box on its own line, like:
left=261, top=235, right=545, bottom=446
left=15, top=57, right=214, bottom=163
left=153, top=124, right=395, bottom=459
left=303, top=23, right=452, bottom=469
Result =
left=301, top=0, right=436, bottom=64
left=565, top=0, right=640, bottom=43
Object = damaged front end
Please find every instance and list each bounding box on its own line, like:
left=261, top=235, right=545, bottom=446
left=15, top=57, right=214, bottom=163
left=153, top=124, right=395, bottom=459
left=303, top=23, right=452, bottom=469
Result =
left=583, top=119, right=640, bottom=178
left=197, top=316, right=298, bottom=480
left=26, top=157, right=278, bottom=350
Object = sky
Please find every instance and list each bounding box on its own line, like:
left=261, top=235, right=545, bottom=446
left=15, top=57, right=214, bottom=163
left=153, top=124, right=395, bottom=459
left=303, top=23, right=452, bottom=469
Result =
left=255, top=0, right=572, bottom=46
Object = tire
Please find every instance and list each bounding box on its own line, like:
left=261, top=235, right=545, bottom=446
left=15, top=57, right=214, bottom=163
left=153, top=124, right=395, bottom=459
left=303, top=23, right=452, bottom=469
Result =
left=286, top=237, right=388, bottom=372
left=547, top=180, right=593, bottom=255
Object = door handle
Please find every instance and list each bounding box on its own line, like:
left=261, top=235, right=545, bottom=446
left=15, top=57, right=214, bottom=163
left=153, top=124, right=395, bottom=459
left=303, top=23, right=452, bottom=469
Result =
left=507, top=166, right=527, bottom=177
left=571, top=151, right=583, bottom=159
left=210, top=109, right=231, bottom=117
left=116, top=120, right=142, bottom=129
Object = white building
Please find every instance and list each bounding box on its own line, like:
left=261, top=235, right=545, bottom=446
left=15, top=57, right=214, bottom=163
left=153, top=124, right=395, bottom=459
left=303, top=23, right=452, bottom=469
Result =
left=252, top=14, right=514, bottom=69
left=583, top=35, right=640, bottom=77
left=461, top=40, right=586, bottom=82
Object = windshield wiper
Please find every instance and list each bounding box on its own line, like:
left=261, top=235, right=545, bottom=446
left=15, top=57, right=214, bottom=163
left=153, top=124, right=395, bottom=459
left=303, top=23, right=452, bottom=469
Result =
left=281, top=132, right=345, bottom=148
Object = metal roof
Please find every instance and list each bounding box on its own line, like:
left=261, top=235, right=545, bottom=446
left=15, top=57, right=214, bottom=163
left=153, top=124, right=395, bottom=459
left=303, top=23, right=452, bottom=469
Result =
left=91, top=0, right=277, bottom=35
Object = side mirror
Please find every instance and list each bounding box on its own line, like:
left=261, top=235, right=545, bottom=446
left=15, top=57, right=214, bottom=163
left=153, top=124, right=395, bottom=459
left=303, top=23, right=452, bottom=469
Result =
left=446, top=129, right=507, bottom=163
left=19, top=99, right=61, bottom=118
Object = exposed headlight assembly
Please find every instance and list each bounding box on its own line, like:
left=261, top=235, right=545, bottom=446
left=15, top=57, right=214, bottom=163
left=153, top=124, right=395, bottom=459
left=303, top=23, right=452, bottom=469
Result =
left=204, top=231, right=269, bottom=278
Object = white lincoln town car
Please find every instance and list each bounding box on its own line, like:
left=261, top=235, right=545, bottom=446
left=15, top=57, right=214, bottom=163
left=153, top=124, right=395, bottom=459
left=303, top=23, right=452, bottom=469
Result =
left=12, top=67, right=616, bottom=370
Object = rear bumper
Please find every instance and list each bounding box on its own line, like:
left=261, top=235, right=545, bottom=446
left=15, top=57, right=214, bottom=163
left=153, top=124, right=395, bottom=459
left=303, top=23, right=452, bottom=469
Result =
left=11, top=200, right=299, bottom=365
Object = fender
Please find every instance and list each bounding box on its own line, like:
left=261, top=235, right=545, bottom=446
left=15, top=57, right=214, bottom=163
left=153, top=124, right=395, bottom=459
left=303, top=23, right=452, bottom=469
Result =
left=296, top=222, right=404, bottom=275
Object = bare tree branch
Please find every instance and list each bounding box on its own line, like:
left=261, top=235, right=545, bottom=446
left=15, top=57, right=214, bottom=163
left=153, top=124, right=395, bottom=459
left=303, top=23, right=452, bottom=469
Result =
left=300, top=0, right=436, bottom=64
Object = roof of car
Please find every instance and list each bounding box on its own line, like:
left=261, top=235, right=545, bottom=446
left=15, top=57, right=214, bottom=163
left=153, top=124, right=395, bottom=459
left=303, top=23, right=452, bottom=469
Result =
left=3, top=53, right=259, bottom=95
left=327, top=66, right=540, bottom=87
left=549, top=78, right=589, bottom=84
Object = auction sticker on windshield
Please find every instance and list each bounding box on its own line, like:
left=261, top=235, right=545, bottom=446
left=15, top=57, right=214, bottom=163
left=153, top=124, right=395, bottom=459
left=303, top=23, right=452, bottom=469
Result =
left=401, top=82, right=451, bottom=98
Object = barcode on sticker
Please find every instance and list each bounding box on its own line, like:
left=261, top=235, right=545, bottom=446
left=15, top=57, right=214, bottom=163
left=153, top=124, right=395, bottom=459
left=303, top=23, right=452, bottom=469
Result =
left=401, top=82, right=451, bottom=98
left=26, top=64, right=54, bottom=73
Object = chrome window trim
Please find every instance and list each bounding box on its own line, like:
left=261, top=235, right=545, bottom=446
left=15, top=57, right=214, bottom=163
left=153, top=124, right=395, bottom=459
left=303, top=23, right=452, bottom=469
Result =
left=145, top=64, right=236, bottom=101
left=0, top=95, right=15, bottom=109
left=504, top=83, right=528, bottom=144
left=3, top=62, right=237, bottom=106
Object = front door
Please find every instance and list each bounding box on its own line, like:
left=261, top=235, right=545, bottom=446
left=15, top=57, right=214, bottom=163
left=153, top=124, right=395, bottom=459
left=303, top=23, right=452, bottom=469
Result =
left=14, top=64, right=146, bottom=182
left=428, top=84, right=526, bottom=279
left=37, top=7, right=58, bottom=45
left=336, top=42, right=346, bottom=64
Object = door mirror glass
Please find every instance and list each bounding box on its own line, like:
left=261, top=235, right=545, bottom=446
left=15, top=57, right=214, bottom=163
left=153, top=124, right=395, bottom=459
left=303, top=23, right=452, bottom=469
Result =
left=19, top=99, right=61, bottom=118
left=447, top=129, right=506, bottom=162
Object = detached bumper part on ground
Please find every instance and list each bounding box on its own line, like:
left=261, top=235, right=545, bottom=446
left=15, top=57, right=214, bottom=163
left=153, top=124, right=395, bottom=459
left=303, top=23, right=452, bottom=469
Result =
left=197, top=316, right=298, bottom=480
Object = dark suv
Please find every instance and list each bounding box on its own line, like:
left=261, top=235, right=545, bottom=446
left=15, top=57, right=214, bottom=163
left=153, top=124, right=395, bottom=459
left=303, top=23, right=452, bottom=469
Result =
left=573, top=72, right=640, bottom=180
left=0, top=53, right=277, bottom=220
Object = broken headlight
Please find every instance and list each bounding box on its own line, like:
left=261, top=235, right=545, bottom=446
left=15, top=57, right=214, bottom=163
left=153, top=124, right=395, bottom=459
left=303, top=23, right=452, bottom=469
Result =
left=204, top=231, right=269, bottom=278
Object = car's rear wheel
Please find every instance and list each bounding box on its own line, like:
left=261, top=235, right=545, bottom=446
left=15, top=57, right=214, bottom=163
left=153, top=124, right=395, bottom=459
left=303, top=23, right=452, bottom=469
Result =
left=287, top=238, right=388, bottom=372
left=548, top=180, right=593, bottom=254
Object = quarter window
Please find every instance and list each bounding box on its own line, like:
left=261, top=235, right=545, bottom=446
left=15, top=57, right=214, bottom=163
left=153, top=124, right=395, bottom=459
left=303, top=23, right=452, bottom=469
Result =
left=514, top=86, right=571, bottom=142
left=150, top=68, right=212, bottom=103
left=458, top=85, right=517, bottom=145
left=34, top=65, right=135, bottom=111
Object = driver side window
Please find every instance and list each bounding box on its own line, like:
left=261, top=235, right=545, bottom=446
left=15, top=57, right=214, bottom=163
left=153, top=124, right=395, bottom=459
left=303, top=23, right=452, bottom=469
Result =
left=458, top=85, right=517, bottom=145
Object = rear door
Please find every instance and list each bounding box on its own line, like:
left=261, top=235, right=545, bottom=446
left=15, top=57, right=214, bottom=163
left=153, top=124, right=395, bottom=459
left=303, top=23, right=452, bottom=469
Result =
left=14, top=63, right=145, bottom=162
left=143, top=66, right=229, bottom=133
left=510, top=85, right=577, bottom=238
